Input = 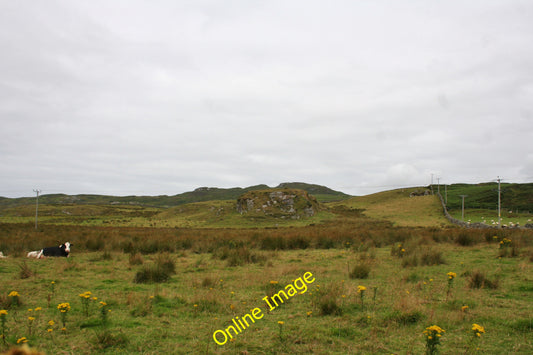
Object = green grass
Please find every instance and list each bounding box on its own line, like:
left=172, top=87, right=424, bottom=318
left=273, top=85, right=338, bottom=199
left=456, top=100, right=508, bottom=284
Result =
left=449, top=209, right=533, bottom=227
left=0, top=200, right=336, bottom=228
left=1, top=229, right=532, bottom=354
left=331, top=188, right=451, bottom=227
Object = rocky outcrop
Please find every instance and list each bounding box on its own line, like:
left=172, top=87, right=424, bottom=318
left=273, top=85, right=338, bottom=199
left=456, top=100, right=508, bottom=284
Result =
left=236, top=188, right=320, bottom=219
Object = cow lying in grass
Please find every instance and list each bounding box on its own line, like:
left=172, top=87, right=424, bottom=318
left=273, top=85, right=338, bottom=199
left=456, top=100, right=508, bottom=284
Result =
left=27, top=242, right=71, bottom=259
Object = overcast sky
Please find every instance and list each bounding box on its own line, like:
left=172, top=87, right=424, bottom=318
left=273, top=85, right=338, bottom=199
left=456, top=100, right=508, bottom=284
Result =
left=1, top=1, right=532, bottom=198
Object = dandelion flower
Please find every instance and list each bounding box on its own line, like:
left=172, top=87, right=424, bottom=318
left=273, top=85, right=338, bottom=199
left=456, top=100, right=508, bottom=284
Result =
left=278, top=321, right=284, bottom=325
left=17, top=337, right=28, bottom=344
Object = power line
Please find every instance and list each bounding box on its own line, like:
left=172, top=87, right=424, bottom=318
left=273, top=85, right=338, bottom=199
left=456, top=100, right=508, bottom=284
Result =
left=33, top=189, right=41, bottom=230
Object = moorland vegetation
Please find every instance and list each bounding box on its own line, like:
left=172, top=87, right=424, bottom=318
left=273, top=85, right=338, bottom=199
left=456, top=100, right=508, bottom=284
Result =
left=0, top=183, right=531, bottom=354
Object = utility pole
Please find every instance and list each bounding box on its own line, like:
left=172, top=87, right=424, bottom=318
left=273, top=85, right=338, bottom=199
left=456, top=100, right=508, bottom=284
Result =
left=430, top=173, right=434, bottom=195
left=33, top=189, right=41, bottom=230
left=497, top=176, right=501, bottom=228
left=445, top=184, right=447, bottom=205
left=437, top=177, right=440, bottom=194
left=459, top=195, right=468, bottom=221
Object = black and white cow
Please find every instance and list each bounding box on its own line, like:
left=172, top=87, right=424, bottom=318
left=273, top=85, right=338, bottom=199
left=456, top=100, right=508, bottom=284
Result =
left=27, top=242, right=71, bottom=259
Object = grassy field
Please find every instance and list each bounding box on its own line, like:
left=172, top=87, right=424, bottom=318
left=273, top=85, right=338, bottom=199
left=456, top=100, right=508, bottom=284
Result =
left=333, top=188, right=451, bottom=227
left=0, top=223, right=532, bottom=354
left=0, top=186, right=532, bottom=354
left=448, top=209, right=533, bottom=227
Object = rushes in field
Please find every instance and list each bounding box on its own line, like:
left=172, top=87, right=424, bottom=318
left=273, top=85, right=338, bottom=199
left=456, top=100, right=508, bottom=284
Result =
left=349, top=263, right=371, bottom=279
left=468, top=271, right=499, bottom=289
left=18, top=261, right=35, bottom=279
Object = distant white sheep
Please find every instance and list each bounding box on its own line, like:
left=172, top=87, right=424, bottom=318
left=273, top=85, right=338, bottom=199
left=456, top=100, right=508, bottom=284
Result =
left=0, top=251, right=6, bottom=258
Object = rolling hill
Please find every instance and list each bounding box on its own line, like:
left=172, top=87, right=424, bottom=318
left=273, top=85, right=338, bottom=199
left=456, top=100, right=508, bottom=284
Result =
left=0, top=182, right=350, bottom=208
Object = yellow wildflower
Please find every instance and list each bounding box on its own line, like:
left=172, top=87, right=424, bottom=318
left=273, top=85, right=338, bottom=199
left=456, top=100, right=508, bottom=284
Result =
left=0, top=310, right=8, bottom=316
left=8, top=291, right=20, bottom=297
left=17, top=337, right=28, bottom=344
left=472, top=323, right=485, bottom=336
left=57, top=302, right=71, bottom=312
left=357, top=285, right=367, bottom=293
left=447, top=272, right=457, bottom=280
left=278, top=321, right=284, bottom=325
left=48, top=320, right=55, bottom=326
